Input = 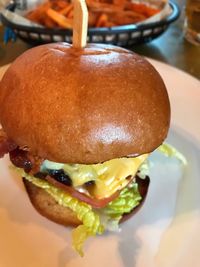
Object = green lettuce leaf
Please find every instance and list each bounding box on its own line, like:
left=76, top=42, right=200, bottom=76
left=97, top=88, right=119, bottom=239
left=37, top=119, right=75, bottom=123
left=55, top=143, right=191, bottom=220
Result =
left=105, top=183, right=142, bottom=215
left=137, top=160, right=149, bottom=179
left=97, top=182, right=142, bottom=230
left=158, top=143, right=187, bottom=165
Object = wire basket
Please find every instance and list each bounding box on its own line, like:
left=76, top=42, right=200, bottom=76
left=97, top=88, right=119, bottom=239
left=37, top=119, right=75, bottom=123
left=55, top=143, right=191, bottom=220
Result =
left=1, top=1, right=180, bottom=47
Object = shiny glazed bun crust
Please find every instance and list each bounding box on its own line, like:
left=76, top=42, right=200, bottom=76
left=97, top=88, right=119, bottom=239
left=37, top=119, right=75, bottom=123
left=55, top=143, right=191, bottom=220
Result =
left=0, top=43, right=170, bottom=164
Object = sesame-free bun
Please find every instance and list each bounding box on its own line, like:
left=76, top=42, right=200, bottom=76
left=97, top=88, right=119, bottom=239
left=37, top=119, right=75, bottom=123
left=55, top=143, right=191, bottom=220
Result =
left=23, top=178, right=81, bottom=227
left=0, top=43, right=170, bottom=164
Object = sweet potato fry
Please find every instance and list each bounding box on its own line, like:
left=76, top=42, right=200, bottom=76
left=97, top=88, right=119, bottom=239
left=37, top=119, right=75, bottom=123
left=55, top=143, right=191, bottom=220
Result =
left=67, top=9, right=74, bottom=18
left=96, top=13, right=108, bottom=27
left=26, top=2, right=52, bottom=23
left=60, top=3, right=73, bottom=15
left=25, top=0, right=161, bottom=28
left=86, top=0, right=123, bottom=13
left=111, top=10, right=145, bottom=25
left=43, top=16, right=58, bottom=28
left=104, top=21, right=116, bottom=27
left=113, top=0, right=126, bottom=8
left=56, top=0, right=70, bottom=9
left=88, top=11, right=99, bottom=27
left=47, top=8, right=72, bottom=28
left=26, top=1, right=67, bottom=26
left=126, top=3, right=160, bottom=17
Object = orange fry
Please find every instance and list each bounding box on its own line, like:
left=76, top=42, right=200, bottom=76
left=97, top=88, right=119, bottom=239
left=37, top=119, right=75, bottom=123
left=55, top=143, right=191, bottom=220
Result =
left=113, top=0, right=126, bottom=7
left=46, top=8, right=72, bottom=28
left=25, top=0, right=161, bottom=28
left=59, top=3, right=73, bottom=15
left=126, top=3, right=160, bottom=17
left=88, top=11, right=99, bottom=26
left=26, top=3, right=50, bottom=21
left=86, top=0, right=123, bottom=13
left=96, top=13, right=108, bottom=27
left=56, top=0, right=70, bottom=9
left=43, top=17, right=58, bottom=28
left=104, top=21, right=116, bottom=27
left=67, top=9, right=74, bottom=18
left=110, top=10, right=146, bottom=25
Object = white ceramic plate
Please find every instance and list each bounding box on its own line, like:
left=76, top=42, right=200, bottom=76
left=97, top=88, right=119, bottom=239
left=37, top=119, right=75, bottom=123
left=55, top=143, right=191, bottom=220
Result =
left=0, top=60, right=200, bottom=267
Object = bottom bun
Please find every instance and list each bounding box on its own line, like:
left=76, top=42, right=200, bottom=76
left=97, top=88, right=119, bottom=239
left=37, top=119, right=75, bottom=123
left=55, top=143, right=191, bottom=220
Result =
left=23, top=176, right=150, bottom=227
left=23, top=178, right=81, bottom=227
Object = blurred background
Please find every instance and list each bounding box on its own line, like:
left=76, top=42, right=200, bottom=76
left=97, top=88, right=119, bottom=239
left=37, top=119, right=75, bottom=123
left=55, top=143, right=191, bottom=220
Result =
left=0, top=0, right=199, bottom=79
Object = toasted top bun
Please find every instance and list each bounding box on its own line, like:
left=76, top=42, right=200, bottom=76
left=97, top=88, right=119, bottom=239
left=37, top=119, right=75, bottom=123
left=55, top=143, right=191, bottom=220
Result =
left=0, top=43, right=170, bottom=164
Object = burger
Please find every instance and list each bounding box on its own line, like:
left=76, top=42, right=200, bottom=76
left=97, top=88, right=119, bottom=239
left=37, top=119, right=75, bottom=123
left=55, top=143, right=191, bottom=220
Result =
left=0, top=43, right=170, bottom=255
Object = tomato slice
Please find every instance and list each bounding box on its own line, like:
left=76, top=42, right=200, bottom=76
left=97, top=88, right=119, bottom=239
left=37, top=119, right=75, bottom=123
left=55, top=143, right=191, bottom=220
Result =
left=46, top=175, right=120, bottom=208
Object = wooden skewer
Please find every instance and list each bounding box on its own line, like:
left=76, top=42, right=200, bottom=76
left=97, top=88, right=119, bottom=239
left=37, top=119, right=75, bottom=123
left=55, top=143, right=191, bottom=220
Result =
left=72, top=0, right=88, bottom=48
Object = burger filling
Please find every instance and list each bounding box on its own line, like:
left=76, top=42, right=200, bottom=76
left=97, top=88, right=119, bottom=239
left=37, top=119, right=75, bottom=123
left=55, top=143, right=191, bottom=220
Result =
left=41, top=154, right=148, bottom=199
left=14, top=158, right=149, bottom=256
left=9, top=145, right=149, bottom=256
left=0, top=129, right=186, bottom=256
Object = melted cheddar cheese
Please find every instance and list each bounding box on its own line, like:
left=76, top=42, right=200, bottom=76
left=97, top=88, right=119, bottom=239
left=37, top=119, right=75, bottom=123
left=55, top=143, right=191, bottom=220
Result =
left=41, top=154, right=148, bottom=199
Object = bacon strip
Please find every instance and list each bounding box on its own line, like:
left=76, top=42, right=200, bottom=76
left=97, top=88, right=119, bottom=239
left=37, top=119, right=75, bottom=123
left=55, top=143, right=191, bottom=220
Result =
left=0, top=129, right=17, bottom=158
left=9, top=148, right=32, bottom=172
left=46, top=175, right=120, bottom=208
left=9, top=147, right=43, bottom=174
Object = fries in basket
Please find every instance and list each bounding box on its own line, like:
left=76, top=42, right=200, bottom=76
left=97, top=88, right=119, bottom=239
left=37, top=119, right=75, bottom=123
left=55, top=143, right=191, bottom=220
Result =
left=25, top=0, right=161, bottom=29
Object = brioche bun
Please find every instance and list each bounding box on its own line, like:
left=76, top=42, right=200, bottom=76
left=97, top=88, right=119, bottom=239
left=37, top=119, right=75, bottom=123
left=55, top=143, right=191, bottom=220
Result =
left=23, top=178, right=81, bottom=227
left=0, top=43, right=170, bottom=164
